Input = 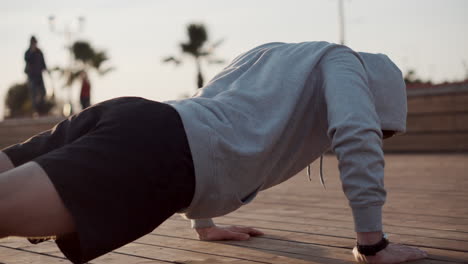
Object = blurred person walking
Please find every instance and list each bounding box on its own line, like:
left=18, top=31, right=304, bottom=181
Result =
left=79, top=71, right=91, bottom=109
left=24, top=36, right=48, bottom=115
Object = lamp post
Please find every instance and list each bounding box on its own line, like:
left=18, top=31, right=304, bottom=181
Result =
left=48, top=15, right=85, bottom=116
left=338, top=0, right=345, bottom=45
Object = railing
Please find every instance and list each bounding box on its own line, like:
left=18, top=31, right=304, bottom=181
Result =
left=0, top=116, right=64, bottom=149
left=384, top=86, right=468, bottom=152
left=1, top=85, right=467, bottom=152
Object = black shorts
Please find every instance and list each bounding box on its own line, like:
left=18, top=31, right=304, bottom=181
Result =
left=2, top=97, right=195, bottom=264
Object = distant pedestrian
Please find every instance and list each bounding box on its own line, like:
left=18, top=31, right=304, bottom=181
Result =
left=24, top=36, right=48, bottom=115
left=79, top=71, right=91, bottom=109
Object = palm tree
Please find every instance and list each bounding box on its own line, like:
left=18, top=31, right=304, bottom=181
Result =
left=67, top=41, right=113, bottom=86
left=164, top=23, right=225, bottom=89
left=56, top=40, right=113, bottom=115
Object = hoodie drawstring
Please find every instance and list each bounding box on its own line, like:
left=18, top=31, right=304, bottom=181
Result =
left=307, top=155, right=326, bottom=189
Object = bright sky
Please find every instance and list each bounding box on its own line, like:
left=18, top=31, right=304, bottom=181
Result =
left=1, top=0, right=467, bottom=119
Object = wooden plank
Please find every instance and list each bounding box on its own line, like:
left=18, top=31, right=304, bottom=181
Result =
left=153, top=219, right=468, bottom=263
left=228, top=204, right=468, bottom=233
left=0, top=154, right=467, bottom=263
left=117, top=240, right=273, bottom=264
left=0, top=129, right=51, bottom=149
left=219, top=212, right=468, bottom=242
left=137, top=235, right=345, bottom=264
left=240, top=191, right=468, bottom=227
left=20, top=232, right=269, bottom=264
left=0, top=245, right=67, bottom=264
left=162, top=215, right=468, bottom=254
left=0, top=117, right=63, bottom=127
left=383, top=132, right=468, bottom=152
left=0, top=117, right=60, bottom=149
left=0, top=237, right=66, bottom=264
left=258, top=154, right=468, bottom=215
left=0, top=237, right=176, bottom=264
left=406, top=112, right=468, bottom=132
left=146, top=220, right=356, bottom=263
left=407, top=92, right=468, bottom=113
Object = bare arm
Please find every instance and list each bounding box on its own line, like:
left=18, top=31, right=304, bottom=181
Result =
left=322, top=48, right=427, bottom=263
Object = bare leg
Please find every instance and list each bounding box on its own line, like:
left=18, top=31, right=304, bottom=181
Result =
left=0, top=162, right=76, bottom=239
left=0, top=151, right=14, bottom=174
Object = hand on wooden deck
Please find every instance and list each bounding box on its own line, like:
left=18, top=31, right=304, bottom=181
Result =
left=195, top=225, right=264, bottom=241
left=352, top=243, right=428, bottom=264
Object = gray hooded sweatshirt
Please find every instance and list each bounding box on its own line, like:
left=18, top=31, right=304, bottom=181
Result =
left=167, top=41, right=407, bottom=232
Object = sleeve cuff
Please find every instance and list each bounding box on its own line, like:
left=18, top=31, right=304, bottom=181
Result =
left=190, top=218, right=215, bottom=229
left=351, top=206, right=383, bottom=232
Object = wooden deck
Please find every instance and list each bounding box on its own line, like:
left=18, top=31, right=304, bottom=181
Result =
left=1, top=154, right=467, bottom=263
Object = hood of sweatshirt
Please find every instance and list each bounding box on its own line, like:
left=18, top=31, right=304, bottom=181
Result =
left=358, top=52, right=407, bottom=134
left=169, top=42, right=408, bottom=229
